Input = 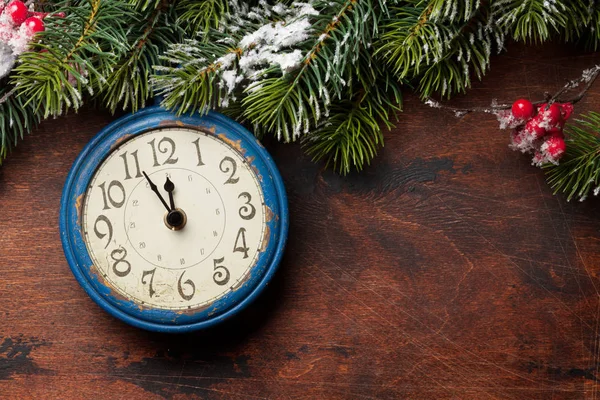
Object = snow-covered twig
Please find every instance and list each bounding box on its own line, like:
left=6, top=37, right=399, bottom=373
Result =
left=0, top=87, right=16, bottom=106
left=425, top=65, right=600, bottom=116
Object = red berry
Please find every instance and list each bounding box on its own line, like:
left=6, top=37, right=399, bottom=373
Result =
left=537, top=103, right=562, bottom=128
left=511, top=99, right=535, bottom=120
left=23, top=16, right=44, bottom=33
left=524, top=116, right=546, bottom=139
left=547, top=103, right=562, bottom=125
left=6, top=0, right=28, bottom=25
left=543, top=136, right=566, bottom=159
left=560, top=103, right=574, bottom=121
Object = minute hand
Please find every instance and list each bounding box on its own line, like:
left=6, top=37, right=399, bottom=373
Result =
left=142, top=171, right=171, bottom=212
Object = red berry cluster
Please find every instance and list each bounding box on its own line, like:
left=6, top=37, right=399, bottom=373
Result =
left=0, top=1, right=65, bottom=79
left=497, top=99, right=572, bottom=166
left=0, top=0, right=46, bottom=36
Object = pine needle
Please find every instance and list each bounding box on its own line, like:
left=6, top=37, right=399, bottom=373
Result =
left=545, top=112, right=600, bottom=202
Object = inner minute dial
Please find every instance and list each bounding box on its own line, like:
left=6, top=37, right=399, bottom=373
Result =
left=124, top=168, right=227, bottom=269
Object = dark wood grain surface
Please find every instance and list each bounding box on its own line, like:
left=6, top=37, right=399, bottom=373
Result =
left=2, top=42, right=600, bottom=399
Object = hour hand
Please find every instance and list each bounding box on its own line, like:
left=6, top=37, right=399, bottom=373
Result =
left=142, top=171, right=171, bottom=212
left=164, top=177, right=175, bottom=211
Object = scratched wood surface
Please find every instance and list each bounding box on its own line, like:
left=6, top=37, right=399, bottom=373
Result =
left=1, top=42, right=600, bottom=399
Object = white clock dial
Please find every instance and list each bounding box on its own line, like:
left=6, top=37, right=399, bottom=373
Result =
left=81, top=127, right=266, bottom=310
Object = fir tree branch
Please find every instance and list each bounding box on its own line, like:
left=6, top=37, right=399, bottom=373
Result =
left=131, top=0, right=162, bottom=12
left=243, top=0, right=389, bottom=141
left=428, top=0, right=482, bottom=22
left=0, top=85, right=40, bottom=164
left=0, top=87, right=17, bottom=106
left=424, top=64, right=600, bottom=116
left=495, top=0, right=570, bottom=43
left=154, top=0, right=389, bottom=139
left=377, top=1, right=503, bottom=99
left=11, top=0, right=132, bottom=118
left=102, top=0, right=182, bottom=113
left=303, top=64, right=402, bottom=174
left=304, top=104, right=383, bottom=174
left=576, top=2, right=600, bottom=50
left=3, top=0, right=600, bottom=175
left=152, top=37, right=237, bottom=115
left=177, top=0, right=228, bottom=36
left=544, top=112, right=600, bottom=201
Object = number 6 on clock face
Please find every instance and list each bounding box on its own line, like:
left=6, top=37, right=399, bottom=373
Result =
left=82, top=127, right=267, bottom=310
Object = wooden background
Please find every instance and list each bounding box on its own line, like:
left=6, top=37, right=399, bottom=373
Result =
left=1, top=42, right=600, bottom=399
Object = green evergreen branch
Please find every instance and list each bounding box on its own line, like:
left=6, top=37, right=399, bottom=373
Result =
left=378, top=1, right=501, bottom=99
left=0, top=85, right=40, bottom=164
left=304, top=104, right=382, bottom=174
left=567, top=1, right=600, bottom=50
left=303, top=64, right=402, bottom=174
left=376, top=3, right=436, bottom=79
left=242, top=0, right=388, bottom=141
left=11, top=0, right=132, bottom=118
left=0, top=0, right=133, bottom=162
left=152, top=37, right=237, bottom=115
left=102, top=0, right=183, bottom=113
left=4, top=0, right=600, bottom=176
left=153, top=0, right=277, bottom=115
left=130, top=0, right=162, bottom=12
left=155, top=0, right=389, bottom=140
left=423, top=64, right=600, bottom=116
left=428, top=0, right=481, bottom=22
left=177, top=0, right=228, bottom=35
left=494, top=0, right=570, bottom=43
left=545, top=112, right=600, bottom=201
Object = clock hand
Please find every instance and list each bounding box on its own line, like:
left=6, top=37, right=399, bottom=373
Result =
left=142, top=171, right=171, bottom=212
left=163, top=177, right=186, bottom=229
left=164, top=177, right=175, bottom=211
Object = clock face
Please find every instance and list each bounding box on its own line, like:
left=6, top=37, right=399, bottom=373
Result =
left=81, top=127, right=266, bottom=311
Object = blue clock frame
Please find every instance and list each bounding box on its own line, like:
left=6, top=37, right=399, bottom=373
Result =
left=59, top=107, right=288, bottom=333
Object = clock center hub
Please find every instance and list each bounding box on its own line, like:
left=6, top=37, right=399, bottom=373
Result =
left=165, top=208, right=187, bottom=230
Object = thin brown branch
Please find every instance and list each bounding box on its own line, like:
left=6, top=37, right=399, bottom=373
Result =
left=135, top=0, right=172, bottom=51
left=0, top=87, right=17, bottom=106
left=426, top=65, right=600, bottom=116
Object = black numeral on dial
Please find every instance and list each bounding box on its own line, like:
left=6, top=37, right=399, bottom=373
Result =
left=233, top=228, right=249, bottom=259
left=93, top=215, right=113, bottom=249
left=213, top=257, right=230, bottom=286
left=238, top=192, right=256, bottom=220
left=110, top=246, right=131, bottom=277
left=119, top=150, right=142, bottom=180
left=178, top=271, right=195, bottom=301
left=192, top=138, right=205, bottom=166
left=219, top=157, right=239, bottom=184
left=98, top=180, right=126, bottom=210
left=148, top=137, right=178, bottom=166
left=142, top=268, right=156, bottom=298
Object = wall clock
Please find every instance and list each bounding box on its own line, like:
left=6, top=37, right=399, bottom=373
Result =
left=60, top=107, right=288, bottom=333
